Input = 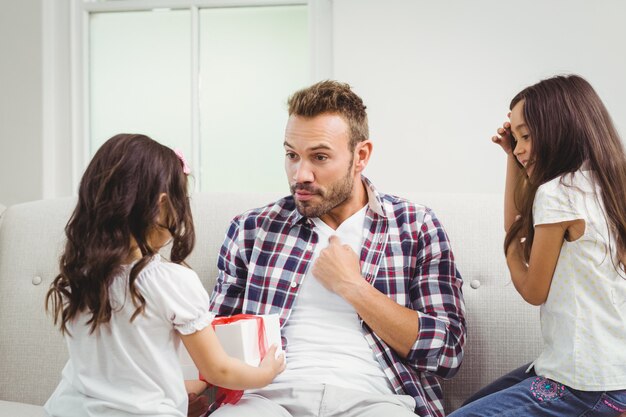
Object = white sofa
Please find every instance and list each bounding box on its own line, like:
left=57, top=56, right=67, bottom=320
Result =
left=0, top=192, right=542, bottom=416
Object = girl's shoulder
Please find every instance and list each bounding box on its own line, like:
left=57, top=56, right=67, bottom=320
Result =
left=538, top=169, right=596, bottom=197
left=136, top=255, right=203, bottom=294
left=140, top=254, right=195, bottom=274
left=131, top=255, right=211, bottom=327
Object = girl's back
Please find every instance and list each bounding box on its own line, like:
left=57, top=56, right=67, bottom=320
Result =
left=44, top=134, right=284, bottom=417
left=533, top=169, right=626, bottom=390
left=45, top=255, right=212, bottom=416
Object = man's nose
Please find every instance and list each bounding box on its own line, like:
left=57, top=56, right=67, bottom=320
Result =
left=293, top=161, right=314, bottom=183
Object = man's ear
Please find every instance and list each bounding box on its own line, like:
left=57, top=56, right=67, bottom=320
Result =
left=354, top=140, right=373, bottom=173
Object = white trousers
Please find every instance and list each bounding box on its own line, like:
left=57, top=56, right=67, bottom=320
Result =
left=210, top=383, right=416, bottom=417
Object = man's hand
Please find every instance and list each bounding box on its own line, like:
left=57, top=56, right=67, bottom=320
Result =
left=312, top=235, right=420, bottom=358
left=312, top=235, right=366, bottom=296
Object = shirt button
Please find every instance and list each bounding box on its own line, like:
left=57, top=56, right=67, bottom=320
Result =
left=470, top=280, right=481, bottom=289
left=290, top=281, right=298, bottom=288
left=307, top=244, right=313, bottom=251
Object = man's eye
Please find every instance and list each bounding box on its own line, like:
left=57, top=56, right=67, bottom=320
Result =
left=315, top=155, right=328, bottom=161
left=286, top=152, right=296, bottom=159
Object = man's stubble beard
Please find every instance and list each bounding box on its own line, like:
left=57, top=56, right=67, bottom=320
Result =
left=292, top=161, right=355, bottom=219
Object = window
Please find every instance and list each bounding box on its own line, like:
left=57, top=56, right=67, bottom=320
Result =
left=75, top=0, right=331, bottom=192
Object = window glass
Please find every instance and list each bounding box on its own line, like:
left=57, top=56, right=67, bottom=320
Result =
left=89, top=9, right=192, bottom=156
left=199, top=6, right=309, bottom=192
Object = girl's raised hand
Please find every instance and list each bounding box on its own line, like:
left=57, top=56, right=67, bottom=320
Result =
left=491, top=114, right=515, bottom=155
left=259, top=344, right=286, bottom=378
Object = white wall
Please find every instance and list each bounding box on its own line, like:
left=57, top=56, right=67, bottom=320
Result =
left=0, top=1, right=43, bottom=206
left=333, top=0, right=626, bottom=195
left=2, top=0, right=626, bottom=205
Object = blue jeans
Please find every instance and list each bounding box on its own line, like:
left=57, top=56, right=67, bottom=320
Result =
left=449, top=364, right=626, bottom=417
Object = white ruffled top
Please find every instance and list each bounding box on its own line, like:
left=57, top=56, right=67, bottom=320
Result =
left=44, top=254, right=214, bottom=417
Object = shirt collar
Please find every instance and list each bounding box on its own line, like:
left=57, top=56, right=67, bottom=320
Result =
left=286, top=175, right=387, bottom=228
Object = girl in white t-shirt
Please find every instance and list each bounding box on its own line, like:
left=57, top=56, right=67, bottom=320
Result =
left=44, top=134, right=284, bottom=417
left=450, top=75, right=626, bottom=416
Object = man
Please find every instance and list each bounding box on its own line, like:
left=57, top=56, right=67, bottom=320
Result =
left=209, top=80, right=466, bottom=417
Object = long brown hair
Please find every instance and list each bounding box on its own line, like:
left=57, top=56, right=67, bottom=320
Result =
left=505, top=75, right=626, bottom=264
left=46, top=134, right=195, bottom=334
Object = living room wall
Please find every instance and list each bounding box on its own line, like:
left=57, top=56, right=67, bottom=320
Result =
left=332, top=0, right=626, bottom=195
left=0, top=0, right=43, bottom=206
left=2, top=0, right=626, bottom=206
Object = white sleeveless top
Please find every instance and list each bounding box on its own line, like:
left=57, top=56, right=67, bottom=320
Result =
left=532, top=169, right=626, bottom=390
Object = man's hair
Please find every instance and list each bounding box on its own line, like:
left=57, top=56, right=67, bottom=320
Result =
left=287, top=80, right=368, bottom=151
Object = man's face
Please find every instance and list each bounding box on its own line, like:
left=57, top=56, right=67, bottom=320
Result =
left=284, top=113, right=356, bottom=218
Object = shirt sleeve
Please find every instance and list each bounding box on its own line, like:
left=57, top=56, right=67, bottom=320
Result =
left=209, top=217, right=248, bottom=316
left=140, top=262, right=214, bottom=335
left=406, top=209, right=466, bottom=379
left=533, top=180, right=584, bottom=226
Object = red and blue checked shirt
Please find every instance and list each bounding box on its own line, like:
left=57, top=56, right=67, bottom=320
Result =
left=209, top=177, right=466, bottom=416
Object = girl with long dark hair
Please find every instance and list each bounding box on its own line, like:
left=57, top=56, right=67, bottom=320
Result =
left=450, top=75, right=626, bottom=416
left=44, top=134, right=284, bottom=417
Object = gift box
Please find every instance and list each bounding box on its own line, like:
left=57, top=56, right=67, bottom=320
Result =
left=213, top=314, right=282, bottom=367
left=178, top=314, right=283, bottom=380
left=179, top=314, right=283, bottom=407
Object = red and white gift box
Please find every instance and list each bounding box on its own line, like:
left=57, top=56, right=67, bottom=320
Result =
left=178, top=313, right=282, bottom=378
left=212, top=314, right=282, bottom=366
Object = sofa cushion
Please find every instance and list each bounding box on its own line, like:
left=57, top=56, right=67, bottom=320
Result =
left=0, top=192, right=542, bottom=413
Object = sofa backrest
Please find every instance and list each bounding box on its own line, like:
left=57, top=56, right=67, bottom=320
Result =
left=0, top=192, right=541, bottom=412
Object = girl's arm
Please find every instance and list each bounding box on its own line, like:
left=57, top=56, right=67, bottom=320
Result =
left=492, top=119, right=524, bottom=232
left=185, top=379, right=208, bottom=395
left=506, top=220, right=581, bottom=305
left=181, top=325, right=285, bottom=390
left=503, top=155, right=523, bottom=232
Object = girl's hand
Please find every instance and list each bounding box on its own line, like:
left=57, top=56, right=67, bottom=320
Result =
left=259, top=344, right=286, bottom=379
left=491, top=114, right=515, bottom=155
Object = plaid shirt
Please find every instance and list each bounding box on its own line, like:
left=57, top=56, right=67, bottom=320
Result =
left=209, top=177, right=466, bottom=416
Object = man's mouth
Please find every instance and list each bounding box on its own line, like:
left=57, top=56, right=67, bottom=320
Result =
left=292, top=185, right=320, bottom=201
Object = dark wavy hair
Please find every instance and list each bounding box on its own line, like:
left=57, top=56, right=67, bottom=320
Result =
left=46, top=134, right=195, bottom=334
left=505, top=75, right=626, bottom=264
left=287, top=80, right=368, bottom=151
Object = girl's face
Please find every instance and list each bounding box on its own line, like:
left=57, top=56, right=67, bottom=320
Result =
left=510, top=100, right=534, bottom=177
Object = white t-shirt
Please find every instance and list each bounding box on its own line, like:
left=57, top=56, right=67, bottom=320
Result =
left=532, top=169, right=626, bottom=390
left=271, top=205, right=394, bottom=394
left=44, top=255, right=214, bottom=417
